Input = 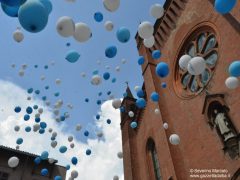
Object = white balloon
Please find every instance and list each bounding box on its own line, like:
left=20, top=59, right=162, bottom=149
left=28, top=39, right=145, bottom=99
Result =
left=113, top=176, right=119, bottom=180
left=104, top=21, right=114, bottom=31
left=179, top=55, right=191, bottom=71
left=8, top=157, right=19, bottom=168
left=71, top=170, right=78, bottom=178
left=154, top=108, right=160, bottom=115
left=138, top=21, right=154, bottom=39
left=55, top=79, right=61, bottom=85
left=14, top=125, right=20, bottom=132
left=16, top=145, right=20, bottom=150
left=112, top=99, right=122, bottom=109
left=21, top=64, right=27, bottom=69
left=225, top=77, right=239, bottom=89
left=105, top=65, right=110, bottom=70
left=18, top=70, right=24, bottom=77
left=96, top=131, right=103, bottom=138
left=11, top=64, right=16, bottom=68
left=51, top=141, right=57, bottom=148
left=143, top=36, right=155, bottom=48
left=91, top=75, right=102, bottom=85
left=48, top=128, right=53, bottom=133
left=70, top=143, right=75, bottom=148
left=76, top=124, right=82, bottom=131
left=121, top=58, right=127, bottom=64
left=81, top=72, right=86, bottom=77
left=50, top=60, right=55, bottom=66
left=74, top=23, right=92, bottom=42
left=33, top=124, right=40, bottom=132
left=115, top=66, right=120, bottom=72
left=38, top=108, right=43, bottom=114
left=56, top=16, right=75, bottom=37
left=48, top=158, right=55, bottom=164
left=27, top=96, right=31, bottom=101
left=134, top=86, right=140, bottom=91
left=150, top=4, right=164, bottom=19
left=128, top=111, right=134, bottom=117
left=187, top=56, right=206, bottom=75
left=117, top=152, right=123, bottom=159
left=169, top=134, right=180, bottom=145
left=40, top=75, right=45, bottom=81
left=163, top=122, right=168, bottom=129
left=52, top=132, right=57, bottom=138
left=68, top=136, right=73, bottom=142
left=13, top=29, right=24, bottom=43
left=103, top=0, right=120, bottom=12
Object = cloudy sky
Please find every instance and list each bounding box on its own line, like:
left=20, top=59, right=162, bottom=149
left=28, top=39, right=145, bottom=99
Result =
left=0, top=0, right=165, bottom=179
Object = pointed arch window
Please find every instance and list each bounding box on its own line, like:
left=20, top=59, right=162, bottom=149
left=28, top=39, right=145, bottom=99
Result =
left=147, top=139, right=162, bottom=180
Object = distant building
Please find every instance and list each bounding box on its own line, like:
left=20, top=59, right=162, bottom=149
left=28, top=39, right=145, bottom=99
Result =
left=0, top=145, right=66, bottom=180
left=121, top=0, right=240, bottom=180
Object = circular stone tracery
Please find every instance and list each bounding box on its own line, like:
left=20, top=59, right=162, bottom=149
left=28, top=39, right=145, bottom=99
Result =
left=174, top=27, right=219, bottom=98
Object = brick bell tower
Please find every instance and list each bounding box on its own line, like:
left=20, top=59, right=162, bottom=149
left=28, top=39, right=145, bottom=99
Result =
left=120, top=0, right=240, bottom=180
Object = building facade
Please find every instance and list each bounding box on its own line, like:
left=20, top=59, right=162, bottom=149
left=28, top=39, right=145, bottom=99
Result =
left=121, top=0, right=240, bottom=179
left=0, top=146, right=66, bottom=180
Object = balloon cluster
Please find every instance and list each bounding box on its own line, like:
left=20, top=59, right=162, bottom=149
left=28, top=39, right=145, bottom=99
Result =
left=225, top=61, right=240, bottom=89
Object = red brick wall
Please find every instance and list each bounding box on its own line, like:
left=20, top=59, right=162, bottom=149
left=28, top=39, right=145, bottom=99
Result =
left=122, top=0, right=240, bottom=179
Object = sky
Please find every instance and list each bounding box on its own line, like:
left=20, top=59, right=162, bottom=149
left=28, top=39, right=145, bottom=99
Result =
left=0, top=0, right=165, bottom=179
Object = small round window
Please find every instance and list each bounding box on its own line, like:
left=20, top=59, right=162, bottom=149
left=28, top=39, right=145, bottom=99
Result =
left=174, top=27, right=219, bottom=98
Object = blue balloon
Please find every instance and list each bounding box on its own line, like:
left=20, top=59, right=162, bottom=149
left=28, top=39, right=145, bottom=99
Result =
left=60, top=116, right=65, bottom=121
left=105, top=46, right=117, bottom=58
left=0, top=0, right=26, bottom=7
left=40, top=151, right=49, bottom=160
left=14, top=106, right=21, bottom=113
left=97, top=100, right=101, bottom=105
left=71, top=157, right=78, bottom=165
left=26, top=106, right=33, bottom=114
left=65, top=165, right=70, bottom=170
left=39, top=128, right=45, bottom=134
left=54, top=92, right=60, bottom=97
left=161, top=82, right=167, bottom=88
left=54, top=176, right=62, bottom=180
left=93, top=70, right=99, bottom=75
left=33, top=105, right=38, bottom=109
left=136, top=98, right=146, bottom=109
left=39, top=0, right=52, bottom=14
left=66, top=42, right=71, bottom=47
left=34, top=65, right=38, bottom=68
left=27, top=88, right=33, bottom=94
left=229, top=61, right=240, bottom=77
left=94, top=12, right=103, bottom=22
left=123, top=92, right=128, bottom=97
left=116, top=27, right=130, bottom=43
left=51, top=137, right=55, bottom=141
left=98, top=92, right=102, bottom=96
left=35, top=117, right=41, bottom=123
left=1, top=3, right=19, bottom=17
left=24, top=114, right=30, bottom=121
left=136, top=89, right=144, bottom=98
left=34, top=157, right=41, bottom=164
left=42, top=96, right=47, bottom=101
left=214, top=0, right=237, bottom=14
left=16, top=138, right=23, bottom=145
left=41, top=168, right=48, bottom=176
left=45, top=85, right=49, bottom=90
left=150, top=92, right=159, bottom=102
left=85, top=98, right=89, bottom=102
left=18, top=0, right=48, bottom=33
left=44, top=65, right=48, bottom=69
left=40, top=122, right=47, bottom=129
left=103, top=72, right=110, bottom=80
left=25, top=126, right=31, bottom=132
left=130, top=121, right=138, bottom=129
left=65, top=50, right=80, bottom=63
left=120, top=106, right=125, bottom=112
left=138, top=56, right=145, bottom=65
left=156, top=62, right=169, bottom=78
left=107, top=91, right=111, bottom=95
left=112, top=78, right=116, bottom=83
left=96, top=114, right=100, bottom=120
left=152, top=50, right=161, bottom=59
left=35, top=90, right=40, bottom=94
left=106, top=119, right=111, bottom=124
left=86, top=149, right=91, bottom=155
left=84, top=130, right=89, bottom=137
left=59, top=146, right=67, bottom=153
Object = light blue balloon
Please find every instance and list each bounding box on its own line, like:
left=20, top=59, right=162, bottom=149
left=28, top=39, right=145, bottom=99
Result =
left=41, top=168, right=48, bottom=176
left=59, top=146, right=67, bottom=153
left=116, top=27, right=130, bottom=43
left=136, top=98, right=146, bottom=109
left=94, top=12, right=103, bottom=22
left=229, top=61, right=240, bottom=77
left=130, top=121, right=137, bottom=129
left=40, top=151, right=49, bottom=160
left=39, top=0, right=52, bottom=14
left=1, top=3, right=19, bottom=17
left=105, top=46, right=117, bottom=58
left=16, top=138, right=23, bottom=145
left=156, top=62, right=169, bottom=78
left=65, top=50, right=80, bottom=63
left=214, top=0, right=237, bottom=14
left=138, top=56, right=144, bottom=65
left=150, top=92, right=159, bottom=102
left=18, top=0, right=48, bottom=33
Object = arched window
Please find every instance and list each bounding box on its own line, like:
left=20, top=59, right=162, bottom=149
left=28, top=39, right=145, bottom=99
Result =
left=147, top=139, right=162, bottom=180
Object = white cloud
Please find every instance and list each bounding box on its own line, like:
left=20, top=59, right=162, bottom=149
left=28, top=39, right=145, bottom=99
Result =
left=0, top=79, right=123, bottom=180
